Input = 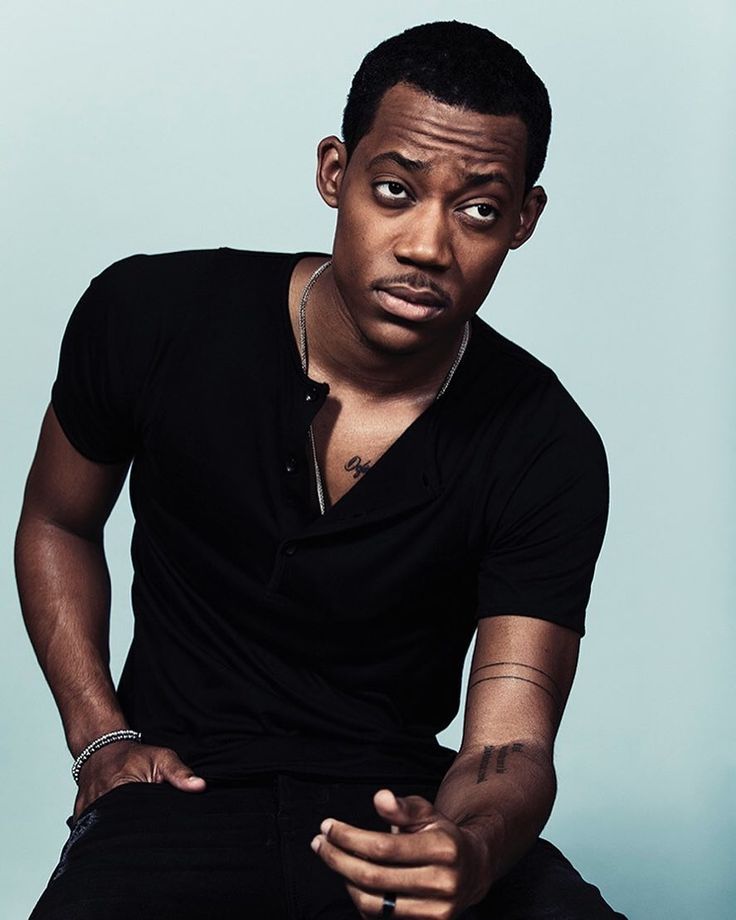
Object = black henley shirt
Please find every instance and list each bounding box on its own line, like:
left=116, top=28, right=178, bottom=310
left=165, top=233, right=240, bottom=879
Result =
left=50, top=247, right=609, bottom=785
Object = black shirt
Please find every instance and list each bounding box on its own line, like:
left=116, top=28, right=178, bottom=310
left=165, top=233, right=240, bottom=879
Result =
left=51, top=248, right=609, bottom=784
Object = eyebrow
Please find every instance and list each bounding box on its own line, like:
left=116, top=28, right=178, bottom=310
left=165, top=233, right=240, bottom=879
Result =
left=367, top=150, right=512, bottom=191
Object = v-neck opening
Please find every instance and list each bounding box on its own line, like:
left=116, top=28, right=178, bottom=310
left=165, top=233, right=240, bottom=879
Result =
left=314, top=397, right=441, bottom=518
left=278, top=251, right=479, bottom=522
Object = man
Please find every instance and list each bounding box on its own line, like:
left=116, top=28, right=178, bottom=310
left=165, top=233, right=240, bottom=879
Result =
left=17, top=20, right=625, bottom=920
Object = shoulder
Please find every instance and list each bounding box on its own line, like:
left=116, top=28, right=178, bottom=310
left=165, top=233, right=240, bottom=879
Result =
left=445, top=317, right=608, bottom=508
left=466, top=316, right=600, bottom=442
left=89, top=247, right=298, bottom=300
left=79, top=247, right=307, bottom=347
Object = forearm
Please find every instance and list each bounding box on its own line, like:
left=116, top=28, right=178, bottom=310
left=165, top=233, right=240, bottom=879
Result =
left=14, top=515, right=129, bottom=757
left=434, top=738, right=556, bottom=886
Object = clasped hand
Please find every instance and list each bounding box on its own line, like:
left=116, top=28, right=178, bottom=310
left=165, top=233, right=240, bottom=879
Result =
left=310, top=788, right=492, bottom=919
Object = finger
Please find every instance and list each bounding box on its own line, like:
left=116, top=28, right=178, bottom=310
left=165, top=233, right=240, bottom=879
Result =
left=346, top=882, right=452, bottom=920
left=372, top=789, right=439, bottom=830
left=311, top=833, right=455, bottom=898
left=156, top=750, right=207, bottom=791
left=318, top=818, right=455, bottom=866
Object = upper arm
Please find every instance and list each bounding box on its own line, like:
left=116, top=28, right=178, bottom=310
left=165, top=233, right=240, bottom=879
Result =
left=476, top=375, right=609, bottom=639
left=19, top=402, right=131, bottom=538
left=21, top=256, right=159, bottom=535
left=459, top=614, right=580, bottom=755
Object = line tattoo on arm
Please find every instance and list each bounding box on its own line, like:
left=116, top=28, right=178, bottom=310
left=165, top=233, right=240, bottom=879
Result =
left=468, top=660, right=565, bottom=710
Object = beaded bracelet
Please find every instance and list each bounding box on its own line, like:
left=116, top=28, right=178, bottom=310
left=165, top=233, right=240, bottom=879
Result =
left=71, top=729, right=142, bottom=784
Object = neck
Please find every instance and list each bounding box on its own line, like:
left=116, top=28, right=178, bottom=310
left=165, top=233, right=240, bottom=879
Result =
left=301, top=263, right=468, bottom=403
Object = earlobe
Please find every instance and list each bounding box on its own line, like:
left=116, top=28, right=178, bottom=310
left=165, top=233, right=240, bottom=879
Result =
left=316, top=136, right=347, bottom=208
left=509, top=186, right=547, bottom=250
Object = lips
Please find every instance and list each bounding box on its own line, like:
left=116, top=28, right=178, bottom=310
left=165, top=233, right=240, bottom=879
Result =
left=378, top=285, right=447, bottom=309
left=374, top=287, right=448, bottom=323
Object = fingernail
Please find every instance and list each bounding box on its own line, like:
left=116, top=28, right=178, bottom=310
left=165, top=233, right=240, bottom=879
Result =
left=320, top=818, right=334, bottom=835
left=310, top=835, right=322, bottom=852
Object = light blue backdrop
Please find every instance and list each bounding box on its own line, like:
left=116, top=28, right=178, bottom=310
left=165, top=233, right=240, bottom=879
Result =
left=2, top=2, right=733, bottom=917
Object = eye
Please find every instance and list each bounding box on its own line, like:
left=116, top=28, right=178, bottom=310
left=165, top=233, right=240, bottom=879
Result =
left=460, top=202, right=499, bottom=225
left=374, top=180, right=411, bottom=201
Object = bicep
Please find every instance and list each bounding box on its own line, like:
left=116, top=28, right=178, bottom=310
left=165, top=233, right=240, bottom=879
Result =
left=460, top=614, right=580, bottom=754
left=19, top=402, right=131, bottom=537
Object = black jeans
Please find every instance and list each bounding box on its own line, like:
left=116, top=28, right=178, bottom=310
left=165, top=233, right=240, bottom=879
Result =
left=30, top=772, right=627, bottom=919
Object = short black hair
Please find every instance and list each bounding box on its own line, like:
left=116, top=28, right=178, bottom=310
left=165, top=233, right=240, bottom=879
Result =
left=342, top=20, right=552, bottom=195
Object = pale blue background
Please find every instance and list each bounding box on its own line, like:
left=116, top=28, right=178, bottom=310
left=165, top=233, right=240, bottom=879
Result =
left=2, top=2, right=733, bottom=917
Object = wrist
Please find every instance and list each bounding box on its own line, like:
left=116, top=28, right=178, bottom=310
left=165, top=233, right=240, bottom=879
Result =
left=68, top=709, right=132, bottom=760
left=72, top=729, right=142, bottom=784
left=458, top=812, right=505, bottom=894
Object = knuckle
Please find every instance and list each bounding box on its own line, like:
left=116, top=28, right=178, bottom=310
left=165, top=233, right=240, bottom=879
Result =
left=433, top=867, right=458, bottom=896
left=353, top=891, right=372, bottom=916
left=435, top=837, right=458, bottom=865
left=361, top=865, right=381, bottom=889
left=371, top=836, right=391, bottom=860
left=426, top=903, right=453, bottom=920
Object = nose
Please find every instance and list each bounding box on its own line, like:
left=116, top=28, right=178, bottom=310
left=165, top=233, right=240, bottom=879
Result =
left=393, top=201, right=452, bottom=271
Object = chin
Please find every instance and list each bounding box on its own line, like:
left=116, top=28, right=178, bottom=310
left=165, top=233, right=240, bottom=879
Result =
left=355, top=316, right=436, bottom=356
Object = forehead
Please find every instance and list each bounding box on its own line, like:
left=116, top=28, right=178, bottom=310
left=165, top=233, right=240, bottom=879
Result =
left=354, top=82, right=528, bottom=187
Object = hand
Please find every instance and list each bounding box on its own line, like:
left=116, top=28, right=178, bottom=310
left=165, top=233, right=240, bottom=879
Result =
left=73, top=741, right=206, bottom=822
left=310, top=788, right=493, bottom=919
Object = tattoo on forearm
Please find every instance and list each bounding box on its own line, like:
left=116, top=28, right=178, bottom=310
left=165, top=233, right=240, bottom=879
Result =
left=468, top=674, right=561, bottom=710
left=344, top=455, right=372, bottom=478
left=475, top=742, right=525, bottom=782
left=468, top=660, right=564, bottom=709
left=477, top=745, right=494, bottom=781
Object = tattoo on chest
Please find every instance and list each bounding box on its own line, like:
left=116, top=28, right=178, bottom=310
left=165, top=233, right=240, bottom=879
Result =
left=344, top=455, right=373, bottom=479
left=476, top=743, right=525, bottom=782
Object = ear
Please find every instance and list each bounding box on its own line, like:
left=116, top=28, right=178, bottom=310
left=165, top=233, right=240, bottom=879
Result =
left=509, top=186, right=548, bottom=250
left=316, top=136, right=348, bottom=208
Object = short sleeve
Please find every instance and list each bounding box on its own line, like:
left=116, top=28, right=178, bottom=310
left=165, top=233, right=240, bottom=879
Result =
left=476, top=376, right=610, bottom=637
left=51, top=260, right=143, bottom=463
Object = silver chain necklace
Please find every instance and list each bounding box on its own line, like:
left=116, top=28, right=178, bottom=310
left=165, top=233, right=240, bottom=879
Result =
left=298, top=259, right=470, bottom=515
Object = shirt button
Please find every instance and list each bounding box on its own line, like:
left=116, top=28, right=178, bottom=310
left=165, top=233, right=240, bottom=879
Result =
left=305, top=383, right=321, bottom=401
left=285, top=456, right=299, bottom=474
left=283, top=543, right=297, bottom=556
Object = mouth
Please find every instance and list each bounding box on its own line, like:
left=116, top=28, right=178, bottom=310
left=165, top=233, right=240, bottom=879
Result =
left=374, top=285, right=448, bottom=322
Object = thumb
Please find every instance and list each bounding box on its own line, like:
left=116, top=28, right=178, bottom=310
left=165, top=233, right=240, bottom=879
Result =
left=159, top=752, right=207, bottom=792
left=373, top=788, right=436, bottom=831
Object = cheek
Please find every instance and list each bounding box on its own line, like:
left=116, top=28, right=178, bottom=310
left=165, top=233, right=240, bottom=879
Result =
left=334, top=200, right=390, bottom=269
left=458, top=251, right=508, bottom=306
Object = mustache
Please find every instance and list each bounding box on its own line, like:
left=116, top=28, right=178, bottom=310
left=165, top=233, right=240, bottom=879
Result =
left=372, top=273, right=453, bottom=310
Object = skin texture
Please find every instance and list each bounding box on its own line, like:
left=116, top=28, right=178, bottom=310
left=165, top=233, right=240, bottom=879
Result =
left=299, top=84, right=580, bottom=917
left=300, top=83, right=546, bottom=389
left=14, top=407, right=207, bottom=823
left=15, top=81, right=578, bottom=918
left=288, top=81, right=547, bottom=509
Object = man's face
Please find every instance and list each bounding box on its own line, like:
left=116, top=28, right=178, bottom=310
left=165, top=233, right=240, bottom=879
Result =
left=316, top=82, right=546, bottom=355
